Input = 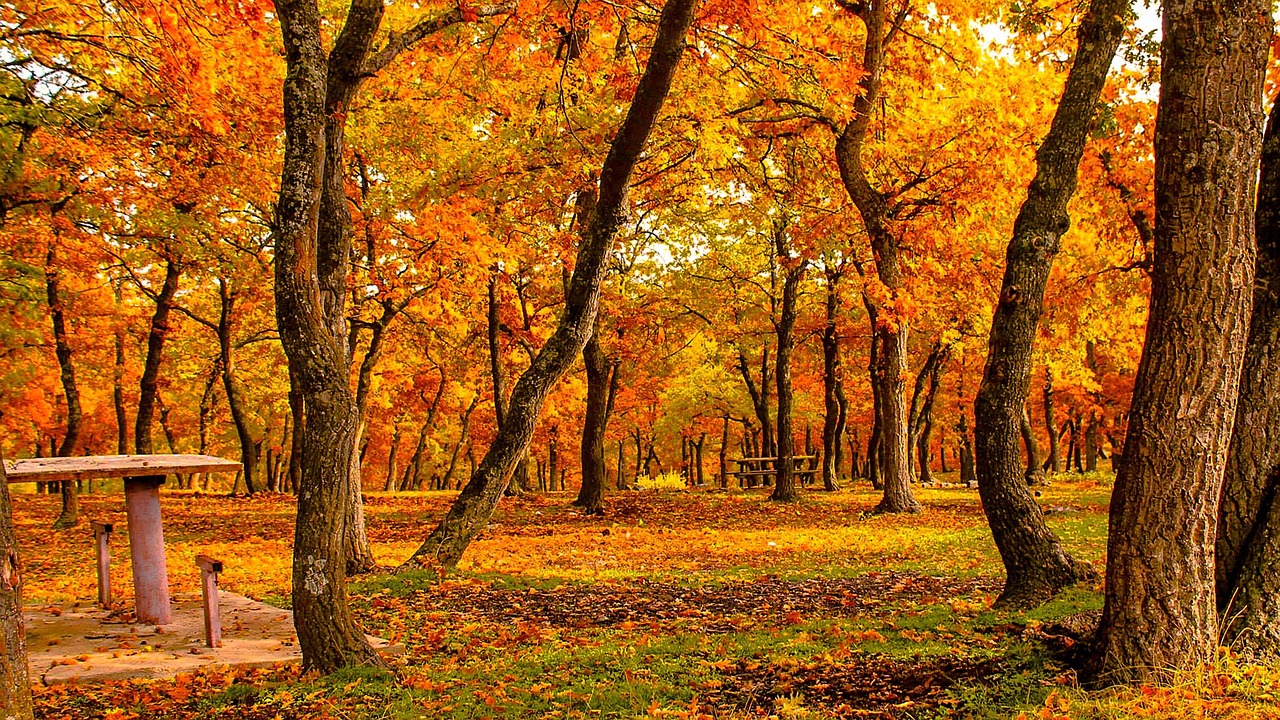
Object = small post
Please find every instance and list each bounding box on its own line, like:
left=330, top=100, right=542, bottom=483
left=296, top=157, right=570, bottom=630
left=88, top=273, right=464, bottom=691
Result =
left=91, top=521, right=113, bottom=607
left=195, top=554, right=223, bottom=648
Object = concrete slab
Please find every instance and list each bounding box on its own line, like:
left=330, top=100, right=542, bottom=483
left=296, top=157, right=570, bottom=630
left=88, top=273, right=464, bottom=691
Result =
left=25, top=593, right=397, bottom=684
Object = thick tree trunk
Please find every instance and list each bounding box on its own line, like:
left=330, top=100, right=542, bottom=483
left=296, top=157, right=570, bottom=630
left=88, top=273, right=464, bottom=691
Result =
left=872, top=322, right=917, bottom=512
left=1216, top=94, right=1280, bottom=659
left=1095, top=0, right=1268, bottom=683
left=1043, top=367, right=1060, bottom=473
left=135, top=257, right=181, bottom=457
left=957, top=415, right=976, bottom=487
left=384, top=425, right=402, bottom=492
left=45, top=249, right=81, bottom=529
left=402, top=0, right=697, bottom=569
left=972, top=0, right=1123, bottom=608
left=0, top=459, right=32, bottom=720
left=772, top=230, right=806, bottom=502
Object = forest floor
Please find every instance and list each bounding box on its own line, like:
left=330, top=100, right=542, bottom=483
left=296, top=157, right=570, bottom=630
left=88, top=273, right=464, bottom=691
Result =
left=11, top=472, right=1280, bottom=719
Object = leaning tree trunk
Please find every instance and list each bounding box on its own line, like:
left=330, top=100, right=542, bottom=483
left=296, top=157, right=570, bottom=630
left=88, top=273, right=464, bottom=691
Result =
left=771, top=242, right=806, bottom=503
left=45, top=249, right=81, bottom=529
left=401, top=0, right=698, bottom=569
left=1216, top=93, right=1280, bottom=659
left=1095, top=0, right=1268, bottom=684
left=0, top=458, right=32, bottom=720
left=218, top=281, right=263, bottom=496
left=972, top=0, right=1124, bottom=608
left=135, top=257, right=181, bottom=457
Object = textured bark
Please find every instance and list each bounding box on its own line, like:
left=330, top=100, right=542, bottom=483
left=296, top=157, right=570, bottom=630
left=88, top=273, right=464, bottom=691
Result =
left=771, top=233, right=806, bottom=502
left=576, top=330, right=618, bottom=513
left=272, top=0, right=386, bottom=673
left=834, top=1, right=916, bottom=514
left=0, top=460, right=32, bottom=720
left=45, top=248, right=80, bottom=528
left=957, top=414, right=976, bottom=487
left=821, top=265, right=845, bottom=491
left=972, top=0, right=1123, bottom=608
left=135, top=257, right=181, bottom=456
left=1095, top=0, right=1268, bottom=684
left=403, top=0, right=698, bottom=569
left=1215, top=95, right=1280, bottom=657
left=915, top=357, right=945, bottom=485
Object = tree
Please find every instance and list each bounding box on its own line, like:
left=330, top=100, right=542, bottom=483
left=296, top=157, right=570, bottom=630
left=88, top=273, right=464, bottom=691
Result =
left=0, top=457, right=32, bottom=720
left=971, top=0, right=1125, bottom=608
left=1094, top=0, right=1270, bottom=683
left=1215, top=94, right=1280, bottom=658
left=403, top=0, right=700, bottom=569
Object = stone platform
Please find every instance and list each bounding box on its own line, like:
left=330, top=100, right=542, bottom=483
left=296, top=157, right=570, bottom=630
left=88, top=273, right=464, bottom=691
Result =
left=25, top=592, right=396, bottom=684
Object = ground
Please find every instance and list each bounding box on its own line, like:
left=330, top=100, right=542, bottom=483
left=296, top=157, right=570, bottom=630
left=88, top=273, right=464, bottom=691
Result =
left=10, top=473, right=1280, bottom=719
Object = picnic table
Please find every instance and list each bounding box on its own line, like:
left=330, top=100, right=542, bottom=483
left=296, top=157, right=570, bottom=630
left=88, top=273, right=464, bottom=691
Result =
left=4, top=454, right=241, bottom=625
left=728, top=455, right=819, bottom=488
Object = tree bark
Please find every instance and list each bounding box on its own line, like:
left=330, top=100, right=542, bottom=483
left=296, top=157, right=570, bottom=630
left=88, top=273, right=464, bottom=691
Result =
left=957, top=414, right=976, bottom=487
left=1043, top=367, right=1060, bottom=473
left=576, top=330, right=616, bottom=513
left=1095, top=0, right=1268, bottom=683
left=45, top=247, right=81, bottom=528
left=821, top=264, right=844, bottom=491
left=737, top=347, right=775, bottom=459
left=217, top=280, right=263, bottom=495
left=772, top=224, right=806, bottom=502
left=972, top=0, right=1124, bottom=608
left=402, top=0, right=698, bottom=569
left=1216, top=94, right=1280, bottom=659
left=113, top=282, right=129, bottom=455
left=135, top=257, right=181, bottom=456
left=0, top=459, right=32, bottom=720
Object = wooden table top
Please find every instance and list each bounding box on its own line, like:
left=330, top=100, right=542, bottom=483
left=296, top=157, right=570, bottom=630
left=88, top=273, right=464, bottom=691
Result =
left=5, top=454, right=242, bottom=483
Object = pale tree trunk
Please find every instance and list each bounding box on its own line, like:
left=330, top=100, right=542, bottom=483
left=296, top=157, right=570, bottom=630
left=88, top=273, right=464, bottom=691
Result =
left=401, top=0, right=698, bottom=569
left=1095, top=0, right=1268, bottom=683
left=0, top=458, right=32, bottom=720
left=972, top=0, right=1123, bottom=608
left=45, top=247, right=81, bottom=528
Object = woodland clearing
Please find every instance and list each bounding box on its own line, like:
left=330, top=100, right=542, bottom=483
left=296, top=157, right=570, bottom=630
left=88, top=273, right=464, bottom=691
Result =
left=12, top=476, right=1279, bottom=719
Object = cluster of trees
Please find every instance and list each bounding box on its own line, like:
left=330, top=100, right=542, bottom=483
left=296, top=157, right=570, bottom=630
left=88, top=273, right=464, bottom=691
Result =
left=0, top=0, right=1276, bottom=710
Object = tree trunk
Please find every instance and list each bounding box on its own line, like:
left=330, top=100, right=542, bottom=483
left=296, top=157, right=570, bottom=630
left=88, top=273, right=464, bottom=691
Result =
left=402, top=0, right=697, bottom=568
left=833, top=0, right=918, bottom=515
left=1095, top=0, right=1268, bottom=683
left=575, top=323, right=609, bottom=512
left=45, top=248, right=81, bottom=529
left=971, top=0, right=1123, bottom=608
left=135, top=257, right=181, bottom=459
left=0, top=459, right=32, bottom=720
left=384, top=424, right=402, bottom=492
left=441, top=396, right=479, bottom=490
left=113, top=283, right=129, bottom=455
left=772, top=227, right=806, bottom=502
left=1020, top=404, right=1046, bottom=485
left=617, top=439, right=627, bottom=490
left=737, top=347, right=775, bottom=459
left=957, top=414, right=977, bottom=487
left=218, top=280, right=263, bottom=496
left=1043, top=367, right=1060, bottom=473
left=821, top=265, right=844, bottom=491
left=866, top=326, right=883, bottom=491
left=1216, top=94, right=1280, bottom=659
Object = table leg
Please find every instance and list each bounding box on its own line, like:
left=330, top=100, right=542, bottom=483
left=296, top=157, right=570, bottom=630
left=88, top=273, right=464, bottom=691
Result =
left=124, top=475, right=170, bottom=625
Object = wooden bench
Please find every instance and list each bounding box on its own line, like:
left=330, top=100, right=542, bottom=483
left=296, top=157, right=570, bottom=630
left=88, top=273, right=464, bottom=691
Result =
left=6, top=454, right=240, bottom=624
left=196, top=554, right=224, bottom=648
